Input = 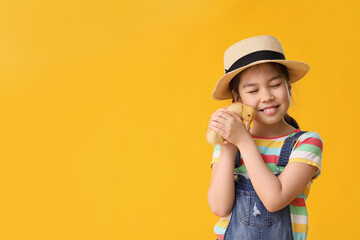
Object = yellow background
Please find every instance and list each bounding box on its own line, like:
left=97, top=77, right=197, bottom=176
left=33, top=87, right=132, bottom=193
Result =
left=0, top=0, right=359, bottom=239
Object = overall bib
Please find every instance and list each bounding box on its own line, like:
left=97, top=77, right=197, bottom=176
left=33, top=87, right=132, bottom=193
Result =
left=223, top=131, right=306, bottom=240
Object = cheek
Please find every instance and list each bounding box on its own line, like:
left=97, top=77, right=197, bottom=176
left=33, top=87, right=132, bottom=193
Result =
left=238, top=92, right=256, bottom=107
left=277, top=87, right=291, bottom=102
left=285, top=91, right=291, bottom=103
left=280, top=90, right=291, bottom=110
left=283, top=84, right=291, bottom=102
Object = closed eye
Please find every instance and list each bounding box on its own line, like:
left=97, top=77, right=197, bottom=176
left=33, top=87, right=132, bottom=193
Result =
left=271, top=83, right=281, bottom=88
left=247, top=89, right=258, bottom=94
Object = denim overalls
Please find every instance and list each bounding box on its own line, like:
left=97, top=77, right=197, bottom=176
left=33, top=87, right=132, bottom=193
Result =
left=223, top=131, right=306, bottom=240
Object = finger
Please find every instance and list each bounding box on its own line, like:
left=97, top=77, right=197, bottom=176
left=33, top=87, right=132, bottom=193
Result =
left=214, top=110, right=234, bottom=121
left=245, top=121, right=250, bottom=131
left=222, top=109, right=241, bottom=119
left=211, top=114, right=227, bottom=124
left=210, top=113, right=238, bottom=131
left=211, top=108, right=227, bottom=117
left=211, top=112, right=232, bottom=125
left=225, top=110, right=241, bottom=118
left=212, top=109, right=229, bottom=119
left=209, top=124, right=225, bottom=137
left=209, top=121, right=225, bottom=130
left=215, top=111, right=241, bottom=125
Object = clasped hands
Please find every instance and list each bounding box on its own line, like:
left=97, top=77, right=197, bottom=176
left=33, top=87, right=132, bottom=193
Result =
left=208, top=108, right=250, bottom=147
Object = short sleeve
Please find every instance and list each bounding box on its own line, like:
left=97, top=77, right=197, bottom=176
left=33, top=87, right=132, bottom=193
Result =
left=289, top=131, right=323, bottom=180
left=210, top=144, right=221, bottom=169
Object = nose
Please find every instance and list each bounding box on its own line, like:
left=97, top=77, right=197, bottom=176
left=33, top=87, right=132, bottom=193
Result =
left=260, top=89, right=274, bottom=102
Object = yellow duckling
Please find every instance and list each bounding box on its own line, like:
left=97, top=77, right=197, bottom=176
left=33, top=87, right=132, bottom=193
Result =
left=206, top=103, right=255, bottom=146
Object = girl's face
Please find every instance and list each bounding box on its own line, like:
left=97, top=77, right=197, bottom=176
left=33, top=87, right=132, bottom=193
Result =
left=233, top=63, right=291, bottom=126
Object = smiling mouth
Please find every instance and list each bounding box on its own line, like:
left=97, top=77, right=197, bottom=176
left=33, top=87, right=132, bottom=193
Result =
left=259, top=105, right=280, bottom=112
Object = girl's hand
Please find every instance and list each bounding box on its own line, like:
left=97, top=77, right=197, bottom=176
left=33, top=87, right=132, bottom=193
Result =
left=208, top=108, right=250, bottom=147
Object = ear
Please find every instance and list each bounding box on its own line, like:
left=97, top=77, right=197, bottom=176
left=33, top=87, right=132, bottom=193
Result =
left=231, top=90, right=241, bottom=103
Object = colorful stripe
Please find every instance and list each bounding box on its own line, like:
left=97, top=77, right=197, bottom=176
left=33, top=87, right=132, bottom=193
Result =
left=289, top=205, right=308, bottom=216
left=291, top=198, right=306, bottom=207
left=292, top=223, right=308, bottom=233
left=291, top=214, right=308, bottom=225
left=293, top=232, right=307, bottom=240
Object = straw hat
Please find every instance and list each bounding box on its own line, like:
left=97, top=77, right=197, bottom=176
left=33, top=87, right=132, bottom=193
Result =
left=212, top=35, right=310, bottom=100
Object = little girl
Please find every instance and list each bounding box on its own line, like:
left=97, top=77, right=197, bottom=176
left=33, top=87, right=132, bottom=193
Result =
left=207, top=35, right=323, bottom=240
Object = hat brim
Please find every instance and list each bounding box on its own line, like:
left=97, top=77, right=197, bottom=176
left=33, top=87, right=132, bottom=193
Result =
left=212, top=60, right=310, bottom=100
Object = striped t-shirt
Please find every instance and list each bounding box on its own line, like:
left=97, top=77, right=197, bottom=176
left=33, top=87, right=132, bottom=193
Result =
left=210, top=129, right=323, bottom=240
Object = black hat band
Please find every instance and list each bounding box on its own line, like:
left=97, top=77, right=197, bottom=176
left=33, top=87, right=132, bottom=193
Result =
left=225, top=50, right=285, bottom=74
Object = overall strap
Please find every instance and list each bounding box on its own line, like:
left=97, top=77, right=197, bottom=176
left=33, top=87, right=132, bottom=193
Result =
left=235, top=150, right=241, bottom=168
left=277, top=131, right=307, bottom=167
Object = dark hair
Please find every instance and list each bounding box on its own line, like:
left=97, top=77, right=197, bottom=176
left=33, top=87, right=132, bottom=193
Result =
left=229, top=63, right=300, bottom=129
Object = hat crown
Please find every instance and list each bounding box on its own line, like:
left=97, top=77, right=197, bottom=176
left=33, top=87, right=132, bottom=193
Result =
left=224, top=35, right=284, bottom=70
